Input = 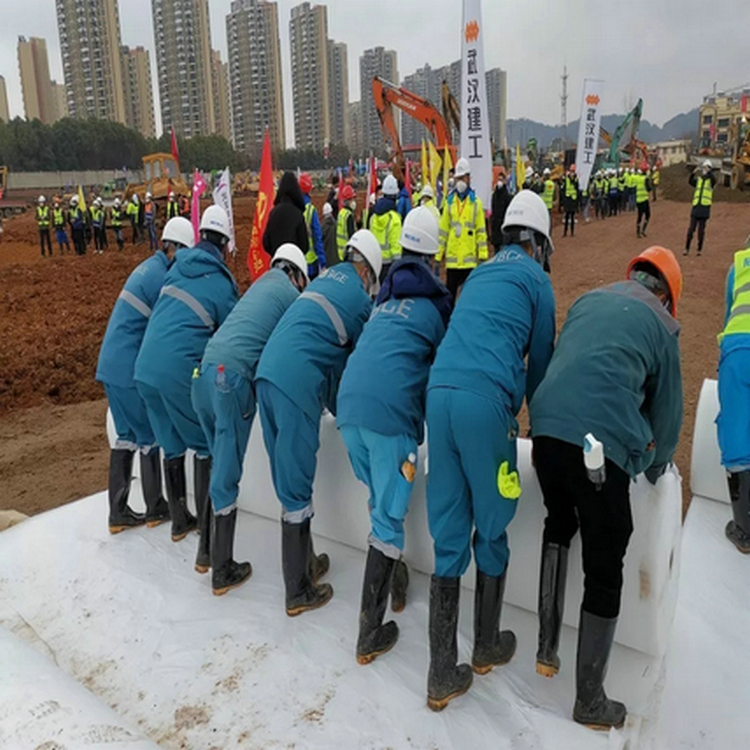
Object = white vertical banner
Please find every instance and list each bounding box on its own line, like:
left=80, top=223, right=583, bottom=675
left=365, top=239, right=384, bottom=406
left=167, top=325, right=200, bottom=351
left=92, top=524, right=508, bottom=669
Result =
left=212, top=167, right=235, bottom=255
left=460, top=0, right=493, bottom=207
left=575, top=79, right=605, bottom=192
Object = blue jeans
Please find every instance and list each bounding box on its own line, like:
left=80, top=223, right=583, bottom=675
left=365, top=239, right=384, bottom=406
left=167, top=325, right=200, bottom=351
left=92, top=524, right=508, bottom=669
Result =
left=256, top=380, right=320, bottom=523
left=105, top=382, right=156, bottom=452
left=426, top=387, right=519, bottom=578
left=146, top=221, right=158, bottom=251
left=192, top=364, right=255, bottom=514
left=340, top=425, right=417, bottom=558
left=717, top=344, right=750, bottom=471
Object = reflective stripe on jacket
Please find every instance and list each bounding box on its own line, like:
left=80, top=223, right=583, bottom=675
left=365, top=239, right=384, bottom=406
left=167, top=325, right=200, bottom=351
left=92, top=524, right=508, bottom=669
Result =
left=692, top=176, right=713, bottom=207
left=719, top=248, right=750, bottom=342
left=337, top=207, right=353, bottom=260
left=436, top=190, right=488, bottom=268
left=369, top=210, right=402, bottom=263
left=36, top=206, right=50, bottom=228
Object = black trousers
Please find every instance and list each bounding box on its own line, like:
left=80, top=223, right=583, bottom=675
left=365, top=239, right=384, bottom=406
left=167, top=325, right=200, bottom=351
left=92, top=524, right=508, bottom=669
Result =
left=446, top=267, right=472, bottom=300
left=609, top=194, right=618, bottom=216
left=533, top=436, right=633, bottom=618
left=563, top=211, right=575, bottom=235
left=636, top=201, right=650, bottom=229
left=686, top=215, right=708, bottom=252
left=38, top=228, right=52, bottom=256
left=72, top=227, right=86, bottom=255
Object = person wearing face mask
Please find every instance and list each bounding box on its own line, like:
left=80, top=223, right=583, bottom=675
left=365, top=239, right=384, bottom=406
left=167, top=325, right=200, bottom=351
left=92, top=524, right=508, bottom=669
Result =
left=368, top=174, right=402, bottom=282
left=255, top=230, right=381, bottom=618
left=530, top=246, right=682, bottom=731
left=337, top=207, right=453, bottom=666
left=337, top=185, right=358, bottom=260
left=490, top=173, right=512, bottom=254
left=436, top=158, right=489, bottom=299
left=191, top=244, right=310, bottom=596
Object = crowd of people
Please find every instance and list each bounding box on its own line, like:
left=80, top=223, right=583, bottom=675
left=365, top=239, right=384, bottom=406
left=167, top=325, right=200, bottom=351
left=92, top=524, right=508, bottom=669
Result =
left=94, top=157, right=710, bottom=730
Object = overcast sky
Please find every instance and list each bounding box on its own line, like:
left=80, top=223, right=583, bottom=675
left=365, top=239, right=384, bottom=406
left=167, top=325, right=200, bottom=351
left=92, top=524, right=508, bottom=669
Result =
left=2, top=0, right=748, bottom=146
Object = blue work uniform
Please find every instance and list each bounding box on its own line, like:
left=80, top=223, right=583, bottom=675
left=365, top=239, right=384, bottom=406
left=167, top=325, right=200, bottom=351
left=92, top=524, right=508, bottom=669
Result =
left=426, top=246, right=556, bottom=578
left=191, top=268, right=300, bottom=514
left=96, top=250, right=170, bottom=452
left=303, top=195, right=326, bottom=279
left=134, top=241, right=237, bottom=459
left=255, top=263, right=372, bottom=522
left=337, top=258, right=453, bottom=557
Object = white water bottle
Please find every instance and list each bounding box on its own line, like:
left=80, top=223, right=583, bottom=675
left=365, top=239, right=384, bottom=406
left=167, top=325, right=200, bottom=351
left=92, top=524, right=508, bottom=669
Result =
left=583, top=433, right=606, bottom=490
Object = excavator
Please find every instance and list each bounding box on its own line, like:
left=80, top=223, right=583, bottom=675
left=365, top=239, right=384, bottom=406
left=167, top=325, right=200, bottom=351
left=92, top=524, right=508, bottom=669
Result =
left=598, top=99, right=651, bottom=171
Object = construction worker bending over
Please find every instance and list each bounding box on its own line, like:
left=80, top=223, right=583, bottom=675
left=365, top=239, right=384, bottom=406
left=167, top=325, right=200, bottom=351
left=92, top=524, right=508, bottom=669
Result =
left=562, top=165, right=579, bottom=237
left=36, top=196, right=52, bottom=257
left=111, top=198, right=125, bottom=251
left=69, top=195, right=86, bottom=255
left=716, top=244, right=750, bottom=554
left=336, top=185, right=357, bottom=260
left=52, top=198, right=71, bottom=254
left=634, top=164, right=652, bottom=238
left=368, top=174, right=402, bottom=281
left=436, top=157, right=488, bottom=299
left=192, top=244, right=310, bottom=596
left=255, top=230, right=380, bottom=617
left=134, top=206, right=238, bottom=565
left=425, top=190, right=556, bottom=711
left=684, top=160, right=716, bottom=256
left=337, top=208, right=453, bottom=665
left=530, top=246, right=682, bottom=730
left=144, top=192, right=158, bottom=252
left=298, top=173, right=326, bottom=280
left=97, top=217, right=194, bottom=534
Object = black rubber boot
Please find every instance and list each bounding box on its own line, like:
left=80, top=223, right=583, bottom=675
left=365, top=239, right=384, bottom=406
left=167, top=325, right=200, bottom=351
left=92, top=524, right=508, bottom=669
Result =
left=356, top=546, right=399, bottom=665
left=391, top=557, right=409, bottom=612
left=536, top=543, right=569, bottom=677
left=471, top=568, right=517, bottom=675
left=726, top=471, right=750, bottom=554
left=140, top=450, right=169, bottom=528
left=308, top=532, right=330, bottom=583
left=108, top=449, right=145, bottom=533
left=194, top=456, right=212, bottom=573
left=211, top=508, right=252, bottom=595
left=573, top=609, right=627, bottom=730
left=282, top=518, right=333, bottom=616
left=163, top=456, right=197, bottom=542
left=427, top=576, right=473, bottom=711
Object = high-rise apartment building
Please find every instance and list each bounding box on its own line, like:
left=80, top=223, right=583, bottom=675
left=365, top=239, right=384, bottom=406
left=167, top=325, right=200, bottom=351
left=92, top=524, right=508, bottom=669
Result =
left=55, top=0, right=126, bottom=123
left=0, top=76, right=9, bottom=124
left=485, top=67, right=507, bottom=152
left=211, top=50, right=232, bottom=142
left=327, top=41, right=348, bottom=147
left=226, top=0, right=285, bottom=155
left=152, top=0, right=215, bottom=138
left=17, top=37, right=56, bottom=124
left=50, top=81, right=68, bottom=121
left=347, top=100, right=363, bottom=156
left=121, top=46, right=156, bottom=139
left=289, top=2, right=329, bottom=151
left=359, top=47, right=398, bottom=154
left=400, top=63, right=448, bottom=148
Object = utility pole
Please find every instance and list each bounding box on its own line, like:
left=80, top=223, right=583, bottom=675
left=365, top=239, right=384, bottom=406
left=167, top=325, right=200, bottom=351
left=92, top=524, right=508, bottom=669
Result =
left=560, top=65, right=569, bottom=151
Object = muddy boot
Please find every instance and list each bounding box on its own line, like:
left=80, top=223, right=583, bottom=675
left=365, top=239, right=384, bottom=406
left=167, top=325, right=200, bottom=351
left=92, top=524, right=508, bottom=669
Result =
left=641, top=219, right=648, bottom=237
left=573, top=609, right=627, bottom=730
left=427, top=576, right=473, bottom=711
left=390, top=557, right=409, bottom=613
left=140, top=449, right=169, bottom=528
left=194, top=456, right=212, bottom=573
left=356, top=547, right=399, bottom=665
left=308, top=532, right=330, bottom=583
left=471, top=568, right=516, bottom=675
left=211, top=508, right=252, bottom=595
left=108, top=449, right=145, bottom=533
left=726, top=471, right=750, bottom=554
left=536, top=543, right=568, bottom=677
left=163, top=456, right=197, bottom=542
left=282, top=518, right=333, bottom=616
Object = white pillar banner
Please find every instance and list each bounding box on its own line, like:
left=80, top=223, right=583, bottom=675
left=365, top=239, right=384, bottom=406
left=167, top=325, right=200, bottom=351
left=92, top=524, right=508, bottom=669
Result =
left=575, top=79, right=605, bottom=192
left=212, top=167, right=236, bottom=255
left=460, top=0, right=493, bottom=207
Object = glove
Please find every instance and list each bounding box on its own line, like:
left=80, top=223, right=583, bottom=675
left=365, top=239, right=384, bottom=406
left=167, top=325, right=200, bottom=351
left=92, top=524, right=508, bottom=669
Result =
left=497, top=461, right=522, bottom=500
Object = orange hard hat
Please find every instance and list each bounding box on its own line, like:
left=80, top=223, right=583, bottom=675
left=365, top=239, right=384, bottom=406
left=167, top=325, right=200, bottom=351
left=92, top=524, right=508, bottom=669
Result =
left=341, top=185, right=356, bottom=201
left=299, top=172, right=313, bottom=194
left=627, top=246, right=682, bottom=317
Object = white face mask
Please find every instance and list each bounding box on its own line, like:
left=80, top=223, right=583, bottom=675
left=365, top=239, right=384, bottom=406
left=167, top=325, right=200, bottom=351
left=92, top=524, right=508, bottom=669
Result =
left=496, top=181, right=504, bottom=189
left=350, top=201, right=357, bottom=211
left=456, top=180, right=468, bottom=194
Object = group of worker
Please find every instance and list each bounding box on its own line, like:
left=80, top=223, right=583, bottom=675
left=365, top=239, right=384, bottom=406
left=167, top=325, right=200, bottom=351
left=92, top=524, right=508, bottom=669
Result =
left=98, top=148, right=687, bottom=729
left=34, top=190, right=188, bottom=257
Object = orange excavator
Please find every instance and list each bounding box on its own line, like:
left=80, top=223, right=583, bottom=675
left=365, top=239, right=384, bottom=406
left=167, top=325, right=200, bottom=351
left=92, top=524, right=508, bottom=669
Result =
left=372, top=76, right=458, bottom=181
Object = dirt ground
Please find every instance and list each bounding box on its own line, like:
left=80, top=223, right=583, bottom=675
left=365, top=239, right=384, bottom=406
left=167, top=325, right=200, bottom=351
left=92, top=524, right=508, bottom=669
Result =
left=0, top=187, right=745, bottom=516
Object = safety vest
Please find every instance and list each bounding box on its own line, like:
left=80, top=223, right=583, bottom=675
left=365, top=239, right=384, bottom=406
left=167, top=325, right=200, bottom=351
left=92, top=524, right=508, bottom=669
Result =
left=635, top=174, right=649, bottom=204
left=369, top=210, right=401, bottom=263
left=127, top=202, right=139, bottom=218
left=653, top=169, right=660, bottom=186
left=692, top=176, right=713, bottom=207
left=437, top=192, right=488, bottom=269
left=304, top=203, right=317, bottom=265
left=167, top=201, right=179, bottom=219
left=719, top=249, right=750, bottom=342
left=542, top=179, right=555, bottom=209
left=618, top=175, right=626, bottom=191
left=336, top=207, right=353, bottom=260
left=564, top=176, right=578, bottom=201
left=111, top=208, right=123, bottom=227
left=36, top=206, right=50, bottom=228
left=53, top=208, right=65, bottom=227
left=144, top=201, right=155, bottom=222
left=70, top=207, right=83, bottom=227
left=91, top=208, right=104, bottom=228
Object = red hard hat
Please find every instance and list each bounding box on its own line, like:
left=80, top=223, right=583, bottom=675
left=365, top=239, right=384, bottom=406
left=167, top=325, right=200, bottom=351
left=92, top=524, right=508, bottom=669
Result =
left=299, top=172, right=313, bottom=194
left=641, top=162, right=649, bottom=172
left=341, top=185, right=356, bottom=201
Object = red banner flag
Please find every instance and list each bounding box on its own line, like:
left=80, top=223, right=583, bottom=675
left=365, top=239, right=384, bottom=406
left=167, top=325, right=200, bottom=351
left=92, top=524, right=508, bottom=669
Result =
left=742, top=94, right=748, bottom=114
left=405, top=159, right=413, bottom=202
left=191, top=169, right=206, bottom=244
left=247, top=130, right=275, bottom=280
left=170, top=125, right=180, bottom=172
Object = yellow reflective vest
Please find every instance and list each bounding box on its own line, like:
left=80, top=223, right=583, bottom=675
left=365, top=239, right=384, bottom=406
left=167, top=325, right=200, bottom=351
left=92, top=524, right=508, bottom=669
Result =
left=337, top=207, right=353, bottom=260
left=36, top=206, right=50, bottom=228
left=692, top=176, right=713, bottom=207
left=304, top=203, right=317, bottom=265
left=635, top=174, right=649, bottom=204
left=542, top=179, right=555, bottom=209
left=368, top=209, right=402, bottom=263
left=436, top=191, right=488, bottom=268
left=719, top=248, right=750, bottom=342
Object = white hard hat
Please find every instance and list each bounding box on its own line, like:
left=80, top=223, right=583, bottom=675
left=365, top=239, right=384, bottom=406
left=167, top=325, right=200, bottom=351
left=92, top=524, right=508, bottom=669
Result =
left=199, top=204, right=231, bottom=240
left=70, top=195, right=78, bottom=205
left=501, top=189, right=552, bottom=245
left=420, top=184, right=434, bottom=199
left=702, top=159, right=712, bottom=169
left=543, top=168, right=551, bottom=176
left=382, top=174, right=399, bottom=196
left=272, top=243, right=309, bottom=284
left=345, top=229, right=382, bottom=281
left=38, top=195, right=46, bottom=204
left=323, top=202, right=333, bottom=217
left=145, top=192, right=152, bottom=200
left=400, top=205, right=439, bottom=255
left=113, top=198, right=121, bottom=207
left=161, top=217, right=194, bottom=248
left=168, top=191, right=175, bottom=199
left=132, top=194, right=139, bottom=203
left=454, top=157, right=471, bottom=178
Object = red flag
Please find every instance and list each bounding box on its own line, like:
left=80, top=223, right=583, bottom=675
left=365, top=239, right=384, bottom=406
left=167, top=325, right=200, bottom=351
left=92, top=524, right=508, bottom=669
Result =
left=247, top=130, right=275, bottom=280
left=368, top=154, right=377, bottom=201
left=742, top=94, right=748, bottom=114
left=405, top=159, right=413, bottom=202
left=170, top=125, right=180, bottom=172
